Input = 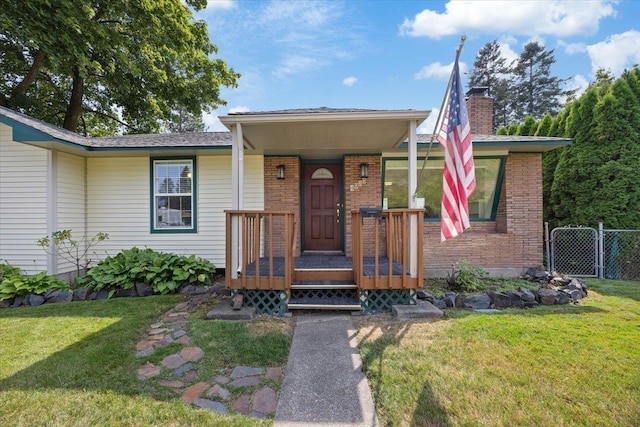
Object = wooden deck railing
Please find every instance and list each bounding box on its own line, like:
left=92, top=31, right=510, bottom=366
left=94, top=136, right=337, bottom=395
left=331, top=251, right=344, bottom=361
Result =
left=225, top=210, right=295, bottom=290
left=352, top=209, right=424, bottom=289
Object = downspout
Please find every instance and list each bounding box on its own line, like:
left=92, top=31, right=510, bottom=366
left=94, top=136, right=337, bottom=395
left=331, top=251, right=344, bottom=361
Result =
left=408, top=121, right=418, bottom=277
left=231, top=123, right=244, bottom=279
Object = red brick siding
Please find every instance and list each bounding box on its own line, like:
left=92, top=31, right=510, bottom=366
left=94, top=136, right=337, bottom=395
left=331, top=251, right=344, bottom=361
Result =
left=264, top=157, right=301, bottom=256
left=343, top=155, right=382, bottom=256
left=467, top=94, right=494, bottom=135
left=422, top=153, right=543, bottom=274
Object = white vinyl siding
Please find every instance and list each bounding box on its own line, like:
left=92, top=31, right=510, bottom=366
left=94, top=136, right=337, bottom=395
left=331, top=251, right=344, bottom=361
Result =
left=56, top=152, right=87, bottom=274
left=87, top=154, right=263, bottom=269
left=0, top=124, right=49, bottom=274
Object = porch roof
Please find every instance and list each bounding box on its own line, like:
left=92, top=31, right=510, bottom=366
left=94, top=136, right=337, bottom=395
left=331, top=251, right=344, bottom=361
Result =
left=219, top=107, right=431, bottom=159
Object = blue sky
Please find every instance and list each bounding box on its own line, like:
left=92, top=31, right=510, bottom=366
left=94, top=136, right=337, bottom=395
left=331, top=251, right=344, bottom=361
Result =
left=197, top=0, right=640, bottom=133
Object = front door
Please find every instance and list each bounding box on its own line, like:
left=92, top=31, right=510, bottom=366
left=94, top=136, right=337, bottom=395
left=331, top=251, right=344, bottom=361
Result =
left=303, top=164, right=342, bottom=252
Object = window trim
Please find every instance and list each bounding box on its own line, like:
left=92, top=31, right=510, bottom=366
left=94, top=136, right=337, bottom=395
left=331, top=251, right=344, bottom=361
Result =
left=381, top=156, right=506, bottom=222
left=150, top=156, right=197, bottom=234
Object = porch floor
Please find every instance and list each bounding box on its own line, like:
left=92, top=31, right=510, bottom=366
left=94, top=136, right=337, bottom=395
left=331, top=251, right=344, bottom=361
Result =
left=243, top=255, right=406, bottom=277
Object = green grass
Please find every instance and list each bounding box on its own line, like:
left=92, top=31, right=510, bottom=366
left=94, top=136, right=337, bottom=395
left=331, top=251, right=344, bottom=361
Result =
left=355, top=279, right=640, bottom=427
left=0, top=295, right=292, bottom=426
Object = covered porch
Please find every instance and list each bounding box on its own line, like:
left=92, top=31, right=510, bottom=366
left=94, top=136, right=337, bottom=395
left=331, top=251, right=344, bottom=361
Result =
left=219, top=108, right=429, bottom=313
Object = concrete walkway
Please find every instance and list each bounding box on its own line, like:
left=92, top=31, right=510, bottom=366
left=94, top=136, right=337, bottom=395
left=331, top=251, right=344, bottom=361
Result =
left=274, top=315, right=379, bottom=427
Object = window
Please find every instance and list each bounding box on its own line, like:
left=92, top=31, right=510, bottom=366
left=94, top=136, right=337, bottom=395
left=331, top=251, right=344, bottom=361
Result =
left=382, top=157, right=504, bottom=220
left=151, top=158, right=196, bottom=232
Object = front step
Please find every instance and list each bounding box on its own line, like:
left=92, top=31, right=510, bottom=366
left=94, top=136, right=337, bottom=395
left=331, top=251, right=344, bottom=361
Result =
left=288, top=277, right=361, bottom=311
left=293, top=268, right=353, bottom=282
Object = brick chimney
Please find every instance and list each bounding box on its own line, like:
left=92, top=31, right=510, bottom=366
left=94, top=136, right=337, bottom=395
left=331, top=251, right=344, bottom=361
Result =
left=465, top=87, right=494, bottom=135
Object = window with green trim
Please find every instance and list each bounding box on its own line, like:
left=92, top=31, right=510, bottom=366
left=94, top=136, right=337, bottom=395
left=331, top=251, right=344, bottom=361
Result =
left=383, top=157, right=504, bottom=220
left=151, top=158, right=196, bottom=232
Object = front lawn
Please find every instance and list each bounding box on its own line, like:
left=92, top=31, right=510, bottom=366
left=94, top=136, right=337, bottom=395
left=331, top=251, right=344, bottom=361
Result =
left=0, top=295, right=292, bottom=426
left=355, top=279, right=640, bottom=426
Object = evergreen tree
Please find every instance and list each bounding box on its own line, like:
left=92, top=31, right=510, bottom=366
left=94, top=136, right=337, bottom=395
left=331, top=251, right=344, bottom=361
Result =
left=496, top=126, right=508, bottom=135
left=517, top=116, right=537, bottom=135
left=166, top=108, right=206, bottom=133
left=549, top=69, right=640, bottom=228
left=535, top=113, right=553, bottom=136
left=512, top=42, right=574, bottom=122
left=507, top=123, right=519, bottom=135
left=467, top=40, right=512, bottom=130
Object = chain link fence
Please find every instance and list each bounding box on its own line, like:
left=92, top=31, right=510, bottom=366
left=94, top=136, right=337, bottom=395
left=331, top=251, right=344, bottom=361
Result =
left=547, top=223, right=640, bottom=280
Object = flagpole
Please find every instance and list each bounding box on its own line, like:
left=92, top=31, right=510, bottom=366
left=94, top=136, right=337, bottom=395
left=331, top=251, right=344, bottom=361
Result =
left=414, top=35, right=467, bottom=199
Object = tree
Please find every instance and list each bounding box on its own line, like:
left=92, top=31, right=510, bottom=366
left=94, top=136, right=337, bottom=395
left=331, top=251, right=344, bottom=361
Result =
left=549, top=68, right=640, bottom=229
left=512, top=42, right=574, bottom=122
left=516, top=116, right=537, bottom=136
left=467, top=40, right=512, bottom=130
left=534, top=113, right=553, bottom=136
left=166, top=108, right=206, bottom=133
left=0, top=0, right=239, bottom=135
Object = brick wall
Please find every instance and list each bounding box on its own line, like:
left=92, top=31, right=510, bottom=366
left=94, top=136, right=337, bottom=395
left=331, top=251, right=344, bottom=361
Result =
left=467, top=93, right=494, bottom=135
left=422, top=153, right=544, bottom=276
left=343, top=155, right=382, bottom=256
left=264, top=157, right=301, bottom=256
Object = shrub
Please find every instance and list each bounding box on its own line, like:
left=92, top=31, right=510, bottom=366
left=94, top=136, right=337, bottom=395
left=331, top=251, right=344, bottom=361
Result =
left=78, top=247, right=216, bottom=295
left=37, top=229, right=109, bottom=278
left=0, top=262, right=70, bottom=301
left=446, top=259, right=488, bottom=293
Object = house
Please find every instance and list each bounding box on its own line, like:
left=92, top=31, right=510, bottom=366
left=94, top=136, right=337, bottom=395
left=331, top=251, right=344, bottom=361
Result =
left=0, top=91, right=571, bottom=313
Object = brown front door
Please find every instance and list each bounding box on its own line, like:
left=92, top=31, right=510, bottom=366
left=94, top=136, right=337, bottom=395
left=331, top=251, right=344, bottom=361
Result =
left=303, top=164, right=342, bottom=251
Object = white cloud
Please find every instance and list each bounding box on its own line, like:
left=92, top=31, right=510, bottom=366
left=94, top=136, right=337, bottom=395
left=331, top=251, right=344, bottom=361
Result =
left=399, top=0, right=615, bottom=39
left=558, top=41, right=587, bottom=55
left=586, top=30, right=640, bottom=76
left=343, top=76, right=357, bottom=87
left=418, top=108, right=440, bottom=134
left=497, top=40, right=519, bottom=66
left=205, top=0, right=236, bottom=11
left=414, top=61, right=468, bottom=80
left=272, top=55, right=329, bottom=78
left=202, top=111, right=228, bottom=132
left=229, top=105, right=250, bottom=114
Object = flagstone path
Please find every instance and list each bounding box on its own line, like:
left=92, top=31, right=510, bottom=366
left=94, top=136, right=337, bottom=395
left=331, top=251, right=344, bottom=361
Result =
left=135, top=293, right=281, bottom=419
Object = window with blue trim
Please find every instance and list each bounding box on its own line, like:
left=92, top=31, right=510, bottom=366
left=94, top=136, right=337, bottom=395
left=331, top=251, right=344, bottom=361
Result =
left=151, top=158, right=196, bottom=232
left=382, top=157, right=504, bottom=220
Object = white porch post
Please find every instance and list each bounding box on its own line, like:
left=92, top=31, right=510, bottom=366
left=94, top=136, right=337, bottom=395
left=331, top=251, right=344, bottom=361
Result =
left=408, top=120, right=418, bottom=277
left=231, top=123, right=244, bottom=279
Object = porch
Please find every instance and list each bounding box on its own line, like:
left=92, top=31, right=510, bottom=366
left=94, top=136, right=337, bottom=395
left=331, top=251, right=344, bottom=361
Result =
left=225, top=209, right=424, bottom=314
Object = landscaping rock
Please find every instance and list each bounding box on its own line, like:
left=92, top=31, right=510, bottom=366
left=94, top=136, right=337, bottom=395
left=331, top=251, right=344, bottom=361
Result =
left=489, top=291, right=512, bottom=309
left=193, top=398, right=227, bottom=414
left=432, top=299, right=447, bottom=309
left=183, top=370, right=198, bottom=381
left=555, top=292, right=571, bottom=305
left=160, top=380, right=184, bottom=388
left=567, top=289, right=584, bottom=302
left=12, top=295, right=25, bottom=307
left=207, top=384, right=231, bottom=400
left=518, top=287, right=537, bottom=302
left=181, top=382, right=209, bottom=404
left=416, top=290, right=435, bottom=303
left=443, top=292, right=457, bottom=308
left=214, top=375, right=230, bottom=384
left=463, top=293, right=491, bottom=310
left=506, top=291, right=525, bottom=308
left=231, top=375, right=261, bottom=387
left=135, top=347, right=155, bottom=358
left=93, top=290, right=110, bottom=300
left=180, top=346, right=204, bottom=363
left=230, top=366, right=264, bottom=378
left=538, top=289, right=557, bottom=305
left=174, top=363, right=193, bottom=376
left=45, top=289, right=73, bottom=303
left=115, top=287, right=137, bottom=298
left=252, top=386, right=277, bottom=416
left=72, top=288, right=92, bottom=301
left=135, top=282, right=154, bottom=297
left=0, top=298, right=13, bottom=308
left=162, top=354, right=186, bottom=369
left=138, top=363, right=161, bottom=380
left=25, top=293, right=45, bottom=306
left=232, top=394, right=252, bottom=415
left=265, top=367, right=283, bottom=381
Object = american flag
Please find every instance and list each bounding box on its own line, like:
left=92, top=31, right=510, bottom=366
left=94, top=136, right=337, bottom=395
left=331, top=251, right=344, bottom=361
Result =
left=436, top=59, right=475, bottom=241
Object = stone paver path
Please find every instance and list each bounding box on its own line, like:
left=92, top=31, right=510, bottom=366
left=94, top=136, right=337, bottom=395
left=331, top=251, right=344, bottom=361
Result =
left=135, top=294, right=282, bottom=419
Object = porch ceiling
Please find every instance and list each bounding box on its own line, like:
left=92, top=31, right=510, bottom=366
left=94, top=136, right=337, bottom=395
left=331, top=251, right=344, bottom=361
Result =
left=220, top=109, right=430, bottom=159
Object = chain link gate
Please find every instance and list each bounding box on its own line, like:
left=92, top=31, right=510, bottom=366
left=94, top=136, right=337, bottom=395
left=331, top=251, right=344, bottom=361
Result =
left=550, top=226, right=598, bottom=277
left=547, top=224, right=640, bottom=280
